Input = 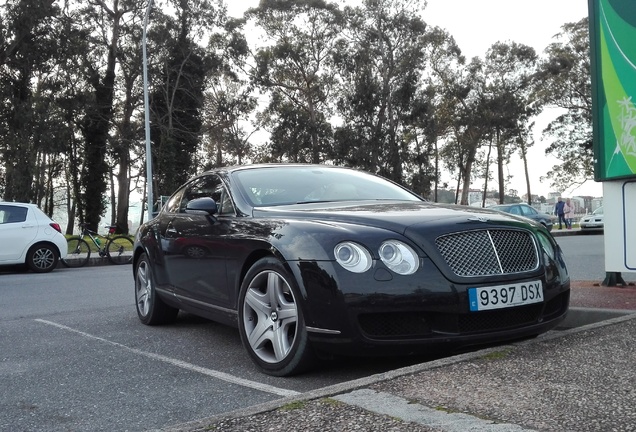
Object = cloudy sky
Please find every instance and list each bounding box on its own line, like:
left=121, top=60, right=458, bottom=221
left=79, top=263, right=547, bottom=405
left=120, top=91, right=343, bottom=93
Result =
left=227, top=0, right=596, bottom=198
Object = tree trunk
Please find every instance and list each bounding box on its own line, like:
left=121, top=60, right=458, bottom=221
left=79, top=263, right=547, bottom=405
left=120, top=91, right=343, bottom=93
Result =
left=496, top=127, right=505, bottom=203
left=482, top=136, right=493, bottom=207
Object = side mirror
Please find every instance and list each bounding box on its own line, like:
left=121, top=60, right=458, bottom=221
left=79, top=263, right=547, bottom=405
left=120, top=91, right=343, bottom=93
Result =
left=185, top=197, right=218, bottom=216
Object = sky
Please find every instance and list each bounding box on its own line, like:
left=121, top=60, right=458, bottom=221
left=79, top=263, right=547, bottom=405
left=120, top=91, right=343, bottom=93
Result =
left=226, top=0, right=598, bottom=199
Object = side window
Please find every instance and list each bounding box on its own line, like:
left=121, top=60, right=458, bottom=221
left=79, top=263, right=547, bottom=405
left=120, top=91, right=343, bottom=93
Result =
left=213, top=185, right=235, bottom=216
left=0, top=205, right=28, bottom=224
left=522, top=206, right=537, bottom=216
left=164, top=188, right=186, bottom=214
left=181, top=175, right=235, bottom=216
left=509, top=206, right=521, bottom=215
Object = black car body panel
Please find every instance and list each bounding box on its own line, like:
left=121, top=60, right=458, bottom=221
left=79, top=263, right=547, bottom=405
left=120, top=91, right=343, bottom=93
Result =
left=134, top=164, right=570, bottom=360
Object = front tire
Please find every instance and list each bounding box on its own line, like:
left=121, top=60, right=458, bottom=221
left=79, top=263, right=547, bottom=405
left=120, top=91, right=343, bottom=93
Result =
left=26, top=243, right=58, bottom=273
left=135, top=253, right=178, bottom=325
left=238, top=257, right=315, bottom=376
left=62, top=238, right=90, bottom=268
left=106, top=236, right=134, bottom=264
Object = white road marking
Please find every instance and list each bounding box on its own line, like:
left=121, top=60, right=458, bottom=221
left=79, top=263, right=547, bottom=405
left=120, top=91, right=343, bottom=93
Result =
left=34, top=319, right=300, bottom=398
left=334, top=389, right=533, bottom=431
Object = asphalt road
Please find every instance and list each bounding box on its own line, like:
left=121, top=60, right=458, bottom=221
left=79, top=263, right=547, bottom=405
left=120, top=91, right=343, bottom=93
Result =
left=0, top=266, right=436, bottom=432
left=1, top=233, right=632, bottom=431
left=555, top=233, right=636, bottom=283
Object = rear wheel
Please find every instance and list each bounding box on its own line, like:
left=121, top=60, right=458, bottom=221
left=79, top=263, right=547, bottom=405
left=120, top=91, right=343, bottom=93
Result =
left=26, top=243, right=58, bottom=273
left=106, top=235, right=134, bottom=265
left=135, top=253, right=178, bottom=325
left=62, top=238, right=90, bottom=268
left=238, top=257, right=315, bottom=376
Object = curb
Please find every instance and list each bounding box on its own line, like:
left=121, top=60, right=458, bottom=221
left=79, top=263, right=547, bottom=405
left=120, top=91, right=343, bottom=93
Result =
left=157, top=310, right=636, bottom=432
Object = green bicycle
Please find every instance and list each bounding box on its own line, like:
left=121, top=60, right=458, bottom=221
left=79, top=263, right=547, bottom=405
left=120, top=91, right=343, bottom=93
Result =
left=62, top=223, right=134, bottom=267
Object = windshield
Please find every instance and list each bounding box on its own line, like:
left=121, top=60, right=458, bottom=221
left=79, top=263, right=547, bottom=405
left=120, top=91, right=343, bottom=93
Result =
left=593, top=206, right=603, bottom=215
left=232, top=166, right=422, bottom=206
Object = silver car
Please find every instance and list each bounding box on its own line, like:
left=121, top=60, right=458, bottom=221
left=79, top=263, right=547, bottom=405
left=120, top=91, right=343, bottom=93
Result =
left=580, top=206, right=604, bottom=231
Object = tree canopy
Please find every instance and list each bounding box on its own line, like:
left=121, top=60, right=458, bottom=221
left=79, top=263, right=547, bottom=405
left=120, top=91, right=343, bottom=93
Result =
left=0, top=0, right=592, bottom=231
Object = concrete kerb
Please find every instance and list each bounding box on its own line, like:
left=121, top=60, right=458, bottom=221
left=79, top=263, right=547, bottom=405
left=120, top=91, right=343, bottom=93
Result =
left=157, top=310, right=636, bottom=432
left=57, top=255, right=126, bottom=268
left=560, top=306, right=636, bottom=328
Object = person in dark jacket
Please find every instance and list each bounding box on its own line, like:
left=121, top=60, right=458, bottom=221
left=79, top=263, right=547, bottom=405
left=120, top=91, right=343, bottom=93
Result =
left=554, top=197, right=566, bottom=229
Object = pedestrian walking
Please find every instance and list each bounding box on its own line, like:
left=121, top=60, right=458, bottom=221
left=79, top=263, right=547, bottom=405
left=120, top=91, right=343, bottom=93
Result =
left=564, top=198, right=575, bottom=229
left=554, top=197, right=566, bottom=229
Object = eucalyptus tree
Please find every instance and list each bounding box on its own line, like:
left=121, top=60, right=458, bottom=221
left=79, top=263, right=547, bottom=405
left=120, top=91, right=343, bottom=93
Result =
left=70, top=0, right=145, bottom=231
left=108, top=4, right=147, bottom=233
left=246, top=0, right=344, bottom=164
left=534, top=17, right=592, bottom=191
left=0, top=0, right=62, bottom=204
left=148, top=0, right=228, bottom=197
left=200, top=16, right=255, bottom=168
left=333, top=0, right=430, bottom=185
left=438, top=58, right=490, bottom=205
left=420, top=26, right=464, bottom=201
left=483, top=41, right=537, bottom=204
left=202, top=74, right=258, bottom=167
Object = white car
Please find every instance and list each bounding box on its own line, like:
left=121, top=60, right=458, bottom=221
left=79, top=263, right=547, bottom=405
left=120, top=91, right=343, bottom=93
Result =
left=0, top=202, right=68, bottom=272
left=579, top=206, right=604, bottom=231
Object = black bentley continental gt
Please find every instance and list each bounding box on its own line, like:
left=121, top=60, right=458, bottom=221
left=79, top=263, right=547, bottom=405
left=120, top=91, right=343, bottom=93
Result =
left=133, top=164, right=570, bottom=376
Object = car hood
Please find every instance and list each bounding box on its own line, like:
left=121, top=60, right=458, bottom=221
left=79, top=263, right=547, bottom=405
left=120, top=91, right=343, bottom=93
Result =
left=252, top=201, right=524, bottom=235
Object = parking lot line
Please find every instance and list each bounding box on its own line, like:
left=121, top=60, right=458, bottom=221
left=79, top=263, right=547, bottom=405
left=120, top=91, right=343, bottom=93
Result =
left=34, top=319, right=300, bottom=397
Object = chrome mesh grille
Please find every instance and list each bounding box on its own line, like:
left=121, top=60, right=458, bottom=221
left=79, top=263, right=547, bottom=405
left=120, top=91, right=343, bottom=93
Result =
left=435, top=229, right=538, bottom=277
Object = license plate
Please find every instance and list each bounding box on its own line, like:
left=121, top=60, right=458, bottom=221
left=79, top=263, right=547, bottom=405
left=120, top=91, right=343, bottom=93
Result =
left=468, top=280, right=543, bottom=312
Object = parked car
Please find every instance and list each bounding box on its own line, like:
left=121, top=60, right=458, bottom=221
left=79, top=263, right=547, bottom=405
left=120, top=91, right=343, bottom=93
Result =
left=488, top=203, right=554, bottom=232
left=580, top=206, right=604, bottom=231
left=133, top=164, right=570, bottom=376
left=0, top=202, right=67, bottom=272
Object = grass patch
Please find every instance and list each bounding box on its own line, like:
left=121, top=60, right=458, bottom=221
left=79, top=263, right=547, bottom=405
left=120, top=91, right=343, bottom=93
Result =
left=481, top=348, right=513, bottom=361
left=321, top=398, right=343, bottom=406
left=279, top=401, right=307, bottom=411
left=434, top=406, right=461, bottom=414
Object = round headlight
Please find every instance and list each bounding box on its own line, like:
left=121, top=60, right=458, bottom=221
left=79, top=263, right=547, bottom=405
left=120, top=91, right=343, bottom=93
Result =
left=334, top=242, right=372, bottom=273
left=379, top=240, right=419, bottom=275
left=379, top=243, right=399, bottom=263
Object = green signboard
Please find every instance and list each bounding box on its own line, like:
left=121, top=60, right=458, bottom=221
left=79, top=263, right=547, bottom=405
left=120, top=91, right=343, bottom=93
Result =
left=589, top=0, right=636, bottom=181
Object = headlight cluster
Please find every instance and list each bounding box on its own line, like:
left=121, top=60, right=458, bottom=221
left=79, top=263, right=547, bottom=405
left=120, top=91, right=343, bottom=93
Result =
left=334, top=240, right=420, bottom=275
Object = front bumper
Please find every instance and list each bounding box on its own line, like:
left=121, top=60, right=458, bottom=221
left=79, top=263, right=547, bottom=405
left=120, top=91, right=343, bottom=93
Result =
left=291, top=258, right=570, bottom=356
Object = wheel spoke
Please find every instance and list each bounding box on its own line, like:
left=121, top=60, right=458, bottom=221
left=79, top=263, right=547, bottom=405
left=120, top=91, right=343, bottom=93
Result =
left=244, top=286, right=271, bottom=316
left=267, top=272, right=283, bottom=308
left=276, top=301, right=298, bottom=322
left=247, top=319, right=273, bottom=350
left=271, top=323, right=292, bottom=361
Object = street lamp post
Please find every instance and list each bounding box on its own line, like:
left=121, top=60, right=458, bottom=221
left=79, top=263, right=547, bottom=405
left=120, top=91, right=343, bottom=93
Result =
left=142, top=0, right=154, bottom=221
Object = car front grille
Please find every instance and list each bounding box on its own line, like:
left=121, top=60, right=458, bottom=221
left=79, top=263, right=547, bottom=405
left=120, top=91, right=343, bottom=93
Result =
left=435, top=229, right=539, bottom=277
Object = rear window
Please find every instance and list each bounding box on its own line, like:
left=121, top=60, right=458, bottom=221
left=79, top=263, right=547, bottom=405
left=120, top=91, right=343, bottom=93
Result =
left=0, top=205, right=28, bottom=224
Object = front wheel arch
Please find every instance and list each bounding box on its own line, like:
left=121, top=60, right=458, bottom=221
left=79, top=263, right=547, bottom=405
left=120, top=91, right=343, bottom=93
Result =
left=238, top=256, right=315, bottom=376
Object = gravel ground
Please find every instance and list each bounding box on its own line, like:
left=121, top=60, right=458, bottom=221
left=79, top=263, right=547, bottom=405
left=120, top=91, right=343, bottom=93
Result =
left=186, top=398, right=438, bottom=432
left=373, top=319, right=636, bottom=432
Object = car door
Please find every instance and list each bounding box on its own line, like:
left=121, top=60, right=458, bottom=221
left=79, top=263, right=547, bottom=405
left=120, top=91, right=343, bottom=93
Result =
left=0, top=204, right=37, bottom=262
left=159, top=175, right=234, bottom=308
